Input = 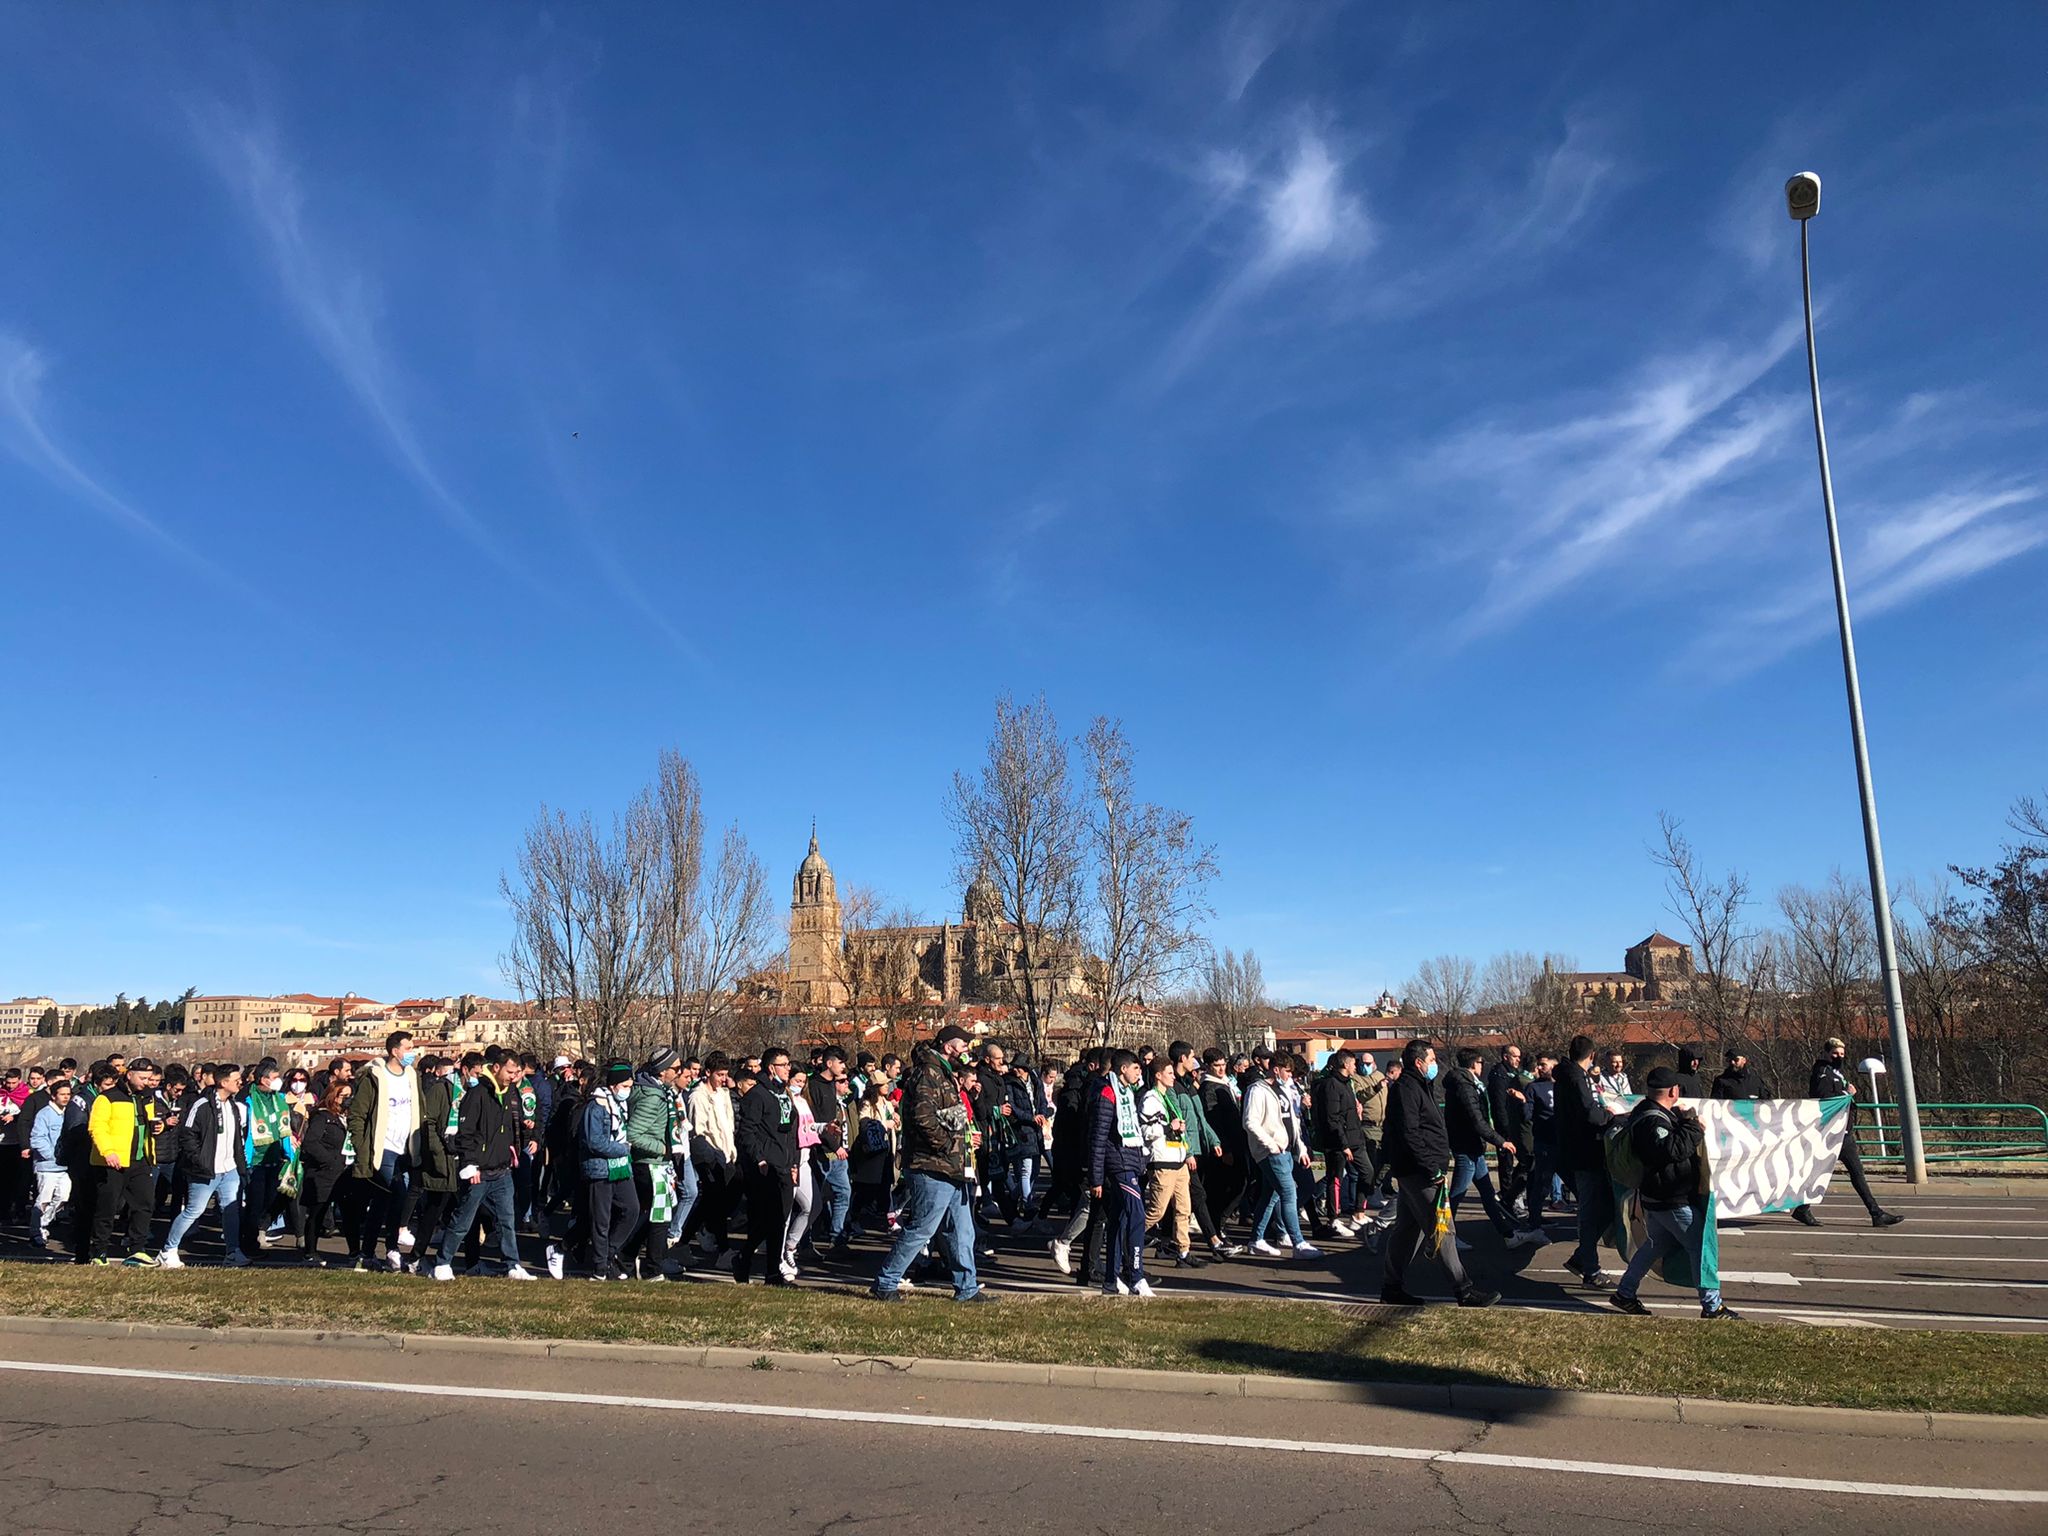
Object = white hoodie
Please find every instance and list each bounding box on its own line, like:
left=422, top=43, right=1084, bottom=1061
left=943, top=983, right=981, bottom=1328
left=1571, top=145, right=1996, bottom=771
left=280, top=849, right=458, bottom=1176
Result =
left=1242, top=1077, right=1301, bottom=1160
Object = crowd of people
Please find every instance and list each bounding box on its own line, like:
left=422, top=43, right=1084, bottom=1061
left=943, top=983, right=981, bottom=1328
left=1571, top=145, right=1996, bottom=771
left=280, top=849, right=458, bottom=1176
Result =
left=0, top=1024, right=1894, bottom=1318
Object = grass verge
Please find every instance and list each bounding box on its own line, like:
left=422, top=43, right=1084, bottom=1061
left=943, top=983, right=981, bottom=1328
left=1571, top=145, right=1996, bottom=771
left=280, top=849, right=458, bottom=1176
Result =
left=2, top=1267, right=2042, bottom=1417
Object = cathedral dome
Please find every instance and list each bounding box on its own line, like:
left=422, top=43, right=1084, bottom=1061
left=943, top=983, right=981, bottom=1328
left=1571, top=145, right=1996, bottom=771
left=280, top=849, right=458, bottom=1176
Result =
left=794, top=827, right=837, bottom=905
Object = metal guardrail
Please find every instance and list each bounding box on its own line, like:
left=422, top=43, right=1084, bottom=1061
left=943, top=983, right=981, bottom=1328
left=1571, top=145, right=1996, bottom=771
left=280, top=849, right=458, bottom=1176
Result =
left=1854, top=1102, right=2048, bottom=1164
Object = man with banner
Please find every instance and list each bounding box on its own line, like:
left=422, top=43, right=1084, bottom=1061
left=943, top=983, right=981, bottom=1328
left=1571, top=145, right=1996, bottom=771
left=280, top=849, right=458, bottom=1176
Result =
left=1609, top=1067, right=1737, bottom=1320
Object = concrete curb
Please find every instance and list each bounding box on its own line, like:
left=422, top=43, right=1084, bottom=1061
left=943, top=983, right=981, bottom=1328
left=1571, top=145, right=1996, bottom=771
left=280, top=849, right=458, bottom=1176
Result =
left=2, top=1313, right=2041, bottom=1443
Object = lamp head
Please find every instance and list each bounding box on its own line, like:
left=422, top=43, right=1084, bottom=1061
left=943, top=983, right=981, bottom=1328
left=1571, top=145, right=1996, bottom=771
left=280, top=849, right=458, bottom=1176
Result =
left=1786, top=172, right=1822, bottom=221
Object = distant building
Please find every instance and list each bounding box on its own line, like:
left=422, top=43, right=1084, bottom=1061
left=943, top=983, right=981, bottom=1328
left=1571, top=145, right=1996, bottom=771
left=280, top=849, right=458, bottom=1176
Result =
left=186, top=993, right=385, bottom=1039
left=0, top=997, right=92, bottom=1039
left=1555, top=933, right=1694, bottom=1006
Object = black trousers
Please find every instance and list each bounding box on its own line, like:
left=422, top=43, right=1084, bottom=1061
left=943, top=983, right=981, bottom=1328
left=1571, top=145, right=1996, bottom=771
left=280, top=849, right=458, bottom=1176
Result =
left=1383, top=1175, right=1470, bottom=1298
left=1199, top=1151, right=1244, bottom=1233
left=89, top=1164, right=157, bottom=1260
left=740, top=1164, right=795, bottom=1276
left=1796, top=1134, right=1881, bottom=1219
left=681, top=1160, right=736, bottom=1250
left=587, top=1176, right=639, bottom=1274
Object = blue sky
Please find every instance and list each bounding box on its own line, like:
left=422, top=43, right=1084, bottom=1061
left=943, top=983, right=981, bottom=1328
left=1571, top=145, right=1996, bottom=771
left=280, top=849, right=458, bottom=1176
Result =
left=4, top=5, right=2044, bottom=1009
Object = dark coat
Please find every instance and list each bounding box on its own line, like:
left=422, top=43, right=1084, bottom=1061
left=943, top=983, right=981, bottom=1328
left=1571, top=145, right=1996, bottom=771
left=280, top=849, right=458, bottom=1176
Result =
left=1710, top=1065, right=1768, bottom=1100
left=1485, top=1061, right=1527, bottom=1138
left=1444, top=1068, right=1506, bottom=1158
left=414, top=1075, right=459, bottom=1194
left=1087, top=1080, right=1146, bottom=1188
left=897, top=1046, right=969, bottom=1182
left=1199, top=1074, right=1246, bottom=1159
left=452, top=1079, right=517, bottom=1179
left=299, top=1109, right=352, bottom=1205
left=1627, top=1100, right=1705, bottom=1210
left=175, top=1092, right=249, bottom=1182
left=1556, top=1061, right=1613, bottom=1175
left=1384, top=1069, right=1452, bottom=1181
left=1311, top=1072, right=1367, bottom=1155
left=1808, top=1058, right=1854, bottom=1099
left=735, top=1079, right=800, bottom=1175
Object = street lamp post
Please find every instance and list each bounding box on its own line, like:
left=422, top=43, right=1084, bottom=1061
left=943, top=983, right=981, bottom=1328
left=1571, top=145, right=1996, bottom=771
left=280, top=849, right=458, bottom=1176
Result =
left=1787, top=171, right=1927, bottom=1184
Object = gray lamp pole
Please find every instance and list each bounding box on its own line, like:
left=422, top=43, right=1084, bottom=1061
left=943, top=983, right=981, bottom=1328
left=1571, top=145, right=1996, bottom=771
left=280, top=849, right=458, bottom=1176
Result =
left=1786, top=171, right=1927, bottom=1184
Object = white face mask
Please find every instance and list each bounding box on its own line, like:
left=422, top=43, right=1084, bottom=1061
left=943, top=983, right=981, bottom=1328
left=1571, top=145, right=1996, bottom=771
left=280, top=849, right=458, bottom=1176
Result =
left=613, top=1084, right=632, bottom=1101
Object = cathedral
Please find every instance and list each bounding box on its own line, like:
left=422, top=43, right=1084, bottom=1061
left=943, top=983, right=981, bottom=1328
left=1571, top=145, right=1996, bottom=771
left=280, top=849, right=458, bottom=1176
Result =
left=783, top=830, right=1083, bottom=1010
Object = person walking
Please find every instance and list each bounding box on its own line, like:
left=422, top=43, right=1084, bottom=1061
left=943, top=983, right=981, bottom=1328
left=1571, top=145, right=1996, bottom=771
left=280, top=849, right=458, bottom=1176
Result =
left=159, top=1064, right=249, bottom=1269
left=431, top=1048, right=536, bottom=1280
left=734, top=1046, right=800, bottom=1286
left=1138, top=1058, right=1199, bottom=1270
left=297, top=1079, right=358, bottom=1266
left=239, top=1060, right=297, bottom=1260
left=681, top=1053, right=738, bottom=1263
left=346, top=1031, right=423, bottom=1271
left=1485, top=1045, right=1529, bottom=1216
left=1197, top=1048, right=1248, bottom=1248
left=84, top=1058, right=165, bottom=1266
left=806, top=1047, right=855, bottom=1255
left=1378, top=1039, right=1498, bottom=1309
left=1611, top=1067, right=1740, bottom=1320
left=620, top=1048, right=683, bottom=1282
left=27, top=1078, right=76, bottom=1250
left=1710, top=1050, right=1767, bottom=1101
left=1311, top=1051, right=1367, bottom=1240
left=1445, top=1048, right=1547, bottom=1251
left=870, top=1024, right=986, bottom=1303
left=1790, top=1037, right=1903, bottom=1229
left=1558, top=1034, right=1618, bottom=1290
left=579, top=1061, right=640, bottom=1281
left=406, top=1057, right=462, bottom=1271
left=1672, top=1046, right=1708, bottom=1099
left=1243, top=1056, right=1321, bottom=1260
left=1090, top=1049, right=1153, bottom=1296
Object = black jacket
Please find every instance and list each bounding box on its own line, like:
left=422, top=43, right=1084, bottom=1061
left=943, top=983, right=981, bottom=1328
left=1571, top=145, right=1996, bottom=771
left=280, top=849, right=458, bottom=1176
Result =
left=1674, top=1071, right=1706, bottom=1098
left=1627, top=1100, right=1705, bottom=1211
left=1808, top=1058, right=1853, bottom=1099
left=899, top=1045, right=970, bottom=1181
left=415, top=1075, right=459, bottom=1193
left=1444, top=1068, right=1506, bottom=1158
left=1556, top=1061, right=1613, bottom=1174
left=175, top=1092, right=248, bottom=1182
left=300, top=1109, right=351, bottom=1204
left=1384, top=1070, right=1452, bottom=1181
left=1051, top=1067, right=1094, bottom=1174
left=1485, top=1062, right=1527, bottom=1138
left=453, top=1079, right=517, bottom=1179
left=1311, top=1072, right=1367, bottom=1155
left=1199, top=1075, right=1246, bottom=1159
left=1526, top=1078, right=1558, bottom=1149
left=1710, top=1065, right=1768, bottom=1100
left=736, top=1079, right=800, bottom=1175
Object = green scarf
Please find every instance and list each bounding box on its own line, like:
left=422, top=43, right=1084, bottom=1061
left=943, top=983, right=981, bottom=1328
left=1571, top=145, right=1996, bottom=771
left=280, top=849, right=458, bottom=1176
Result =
left=248, top=1090, right=288, bottom=1154
left=1113, top=1080, right=1140, bottom=1146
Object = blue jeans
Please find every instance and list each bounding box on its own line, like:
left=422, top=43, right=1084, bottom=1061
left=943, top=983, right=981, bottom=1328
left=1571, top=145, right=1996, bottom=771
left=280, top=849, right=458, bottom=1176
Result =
left=1251, top=1152, right=1305, bottom=1246
left=665, top=1156, right=700, bottom=1244
left=1618, top=1200, right=1721, bottom=1311
left=819, top=1157, right=852, bottom=1243
left=1450, top=1152, right=1517, bottom=1236
left=165, top=1170, right=243, bottom=1257
left=875, top=1171, right=978, bottom=1299
left=438, top=1173, right=521, bottom=1270
left=1571, top=1167, right=1617, bottom=1275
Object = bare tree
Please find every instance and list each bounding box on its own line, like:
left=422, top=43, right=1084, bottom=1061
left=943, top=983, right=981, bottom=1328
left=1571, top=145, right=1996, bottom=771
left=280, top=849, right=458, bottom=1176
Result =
left=1404, top=954, right=1477, bottom=1035
left=1078, top=716, right=1217, bottom=1047
left=947, top=693, right=1086, bottom=1065
left=1650, top=813, right=1751, bottom=1050
left=649, top=750, right=706, bottom=1055
left=501, top=806, right=585, bottom=1052
left=1778, top=870, right=1876, bottom=1047
left=1201, top=947, right=1271, bottom=1053
left=1896, top=875, right=1974, bottom=1099
left=679, top=822, right=775, bottom=1057
left=1478, top=950, right=1544, bottom=1015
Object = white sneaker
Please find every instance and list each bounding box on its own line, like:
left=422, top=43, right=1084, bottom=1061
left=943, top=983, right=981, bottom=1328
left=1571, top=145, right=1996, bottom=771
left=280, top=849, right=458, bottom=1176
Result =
left=779, top=1260, right=799, bottom=1283
left=1278, top=1233, right=1295, bottom=1249
left=431, top=1262, right=455, bottom=1282
left=385, top=1251, right=404, bottom=1271
left=505, top=1265, right=536, bottom=1281
left=1115, top=1278, right=1131, bottom=1295
left=1292, top=1242, right=1326, bottom=1261
left=545, top=1245, right=564, bottom=1281
left=1250, top=1239, right=1284, bottom=1257
left=157, top=1249, right=184, bottom=1269
left=897, top=1276, right=917, bottom=1292
left=1132, top=1278, right=1158, bottom=1298
left=1049, top=1239, right=1072, bottom=1275
left=1332, top=1219, right=1358, bottom=1238
left=396, top=1226, right=416, bottom=1253
left=1507, top=1228, right=1549, bottom=1249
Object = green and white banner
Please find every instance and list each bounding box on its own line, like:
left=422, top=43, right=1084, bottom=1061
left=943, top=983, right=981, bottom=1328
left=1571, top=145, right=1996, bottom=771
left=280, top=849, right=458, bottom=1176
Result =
left=1603, top=1094, right=1854, bottom=1289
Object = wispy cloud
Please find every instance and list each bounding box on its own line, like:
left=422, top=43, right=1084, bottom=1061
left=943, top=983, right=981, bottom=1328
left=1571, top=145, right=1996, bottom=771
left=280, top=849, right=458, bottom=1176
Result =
left=1678, top=482, right=2048, bottom=678
left=190, top=103, right=527, bottom=581
left=1, top=333, right=250, bottom=595
left=1422, top=324, right=1805, bottom=639
left=1153, top=127, right=1371, bottom=386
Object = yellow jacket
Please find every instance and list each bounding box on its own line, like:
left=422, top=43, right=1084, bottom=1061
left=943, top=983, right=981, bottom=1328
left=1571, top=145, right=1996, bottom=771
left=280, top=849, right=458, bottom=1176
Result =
left=88, top=1085, right=148, bottom=1169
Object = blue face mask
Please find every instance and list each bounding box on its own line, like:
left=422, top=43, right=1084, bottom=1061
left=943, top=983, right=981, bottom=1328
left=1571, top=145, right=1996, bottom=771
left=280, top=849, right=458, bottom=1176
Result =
left=399, top=1050, right=416, bottom=1067
left=1421, top=1062, right=1439, bottom=1082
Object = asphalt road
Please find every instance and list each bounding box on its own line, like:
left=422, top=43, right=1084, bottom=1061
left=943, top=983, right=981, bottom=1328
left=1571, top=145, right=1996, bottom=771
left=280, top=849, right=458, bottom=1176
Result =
left=5, top=1173, right=2043, bottom=1332
left=0, top=1330, right=2041, bottom=1535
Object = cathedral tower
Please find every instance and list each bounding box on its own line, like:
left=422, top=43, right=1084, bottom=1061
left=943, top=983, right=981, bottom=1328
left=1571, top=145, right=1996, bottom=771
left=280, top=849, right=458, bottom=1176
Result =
left=787, top=826, right=848, bottom=1008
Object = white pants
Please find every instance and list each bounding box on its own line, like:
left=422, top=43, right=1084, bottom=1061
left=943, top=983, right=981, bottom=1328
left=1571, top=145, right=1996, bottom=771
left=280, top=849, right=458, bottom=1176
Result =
left=781, top=1161, right=815, bottom=1265
left=33, top=1170, right=71, bottom=1243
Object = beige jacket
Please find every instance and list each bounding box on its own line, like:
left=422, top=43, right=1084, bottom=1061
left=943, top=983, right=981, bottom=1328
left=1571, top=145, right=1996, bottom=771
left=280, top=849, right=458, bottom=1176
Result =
left=687, top=1081, right=736, bottom=1162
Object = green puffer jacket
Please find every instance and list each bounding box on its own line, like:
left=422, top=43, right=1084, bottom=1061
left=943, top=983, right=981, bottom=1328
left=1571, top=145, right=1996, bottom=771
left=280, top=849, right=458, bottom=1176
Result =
left=624, top=1075, right=673, bottom=1163
left=1171, top=1084, right=1219, bottom=1157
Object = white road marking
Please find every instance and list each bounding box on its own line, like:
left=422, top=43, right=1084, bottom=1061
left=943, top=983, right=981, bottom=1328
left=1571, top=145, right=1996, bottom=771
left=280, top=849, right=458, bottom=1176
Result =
left=1793, top=1252, right=2048, bottom=1264
left=1717, top=1271, right=1804, bottom=1286
left=0, top=1358, right=2040, bottom=1506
